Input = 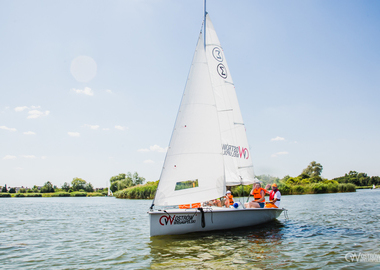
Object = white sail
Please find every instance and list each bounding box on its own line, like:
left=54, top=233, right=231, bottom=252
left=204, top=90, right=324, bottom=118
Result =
left=153, top=33, right=225, bottom=206
left=205, top=14, right=255, bottom=186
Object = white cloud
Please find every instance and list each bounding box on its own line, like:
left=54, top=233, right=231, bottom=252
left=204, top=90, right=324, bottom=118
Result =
left=144, top=160, right=155, bottom=164
left=102, top=128, right=110, bottom=131
left=84, top=124, right=100, bottom=130
left=14, top=106, right=29, bottom=112
left=115, top=125, right=127, bottom=131
left=271, top=151, right=289, bottom=158
left=271, top=136, right=285, bottom=141
left=0, top=126, right=17, bottom=132
left=3, top=155, right=17, bottom=160
left=68, top=132, right=80, bottom=137
left=106, top=89, right=112, bottom=94
left=150, top=145, right=168, bottom=153
left=41, top=156, right=47, bottom=160
left=138, top=145, right=168, bottom=153
left=72, top=87, right=94, bottom=96
left=27, top=110, right=50, bottom=119
left=21, top=155, right=36, bottom=159
left=23, top=131, right=36, bottom=135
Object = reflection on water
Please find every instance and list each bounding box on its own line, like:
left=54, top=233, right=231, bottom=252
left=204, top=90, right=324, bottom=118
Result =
left=150, top=221, right=286, bottom=269
left=1, top=190, right=380, bottom=269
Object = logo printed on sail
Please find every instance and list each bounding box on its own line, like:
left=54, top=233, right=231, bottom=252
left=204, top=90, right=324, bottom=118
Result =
left=159, top=215, right=196, bottom=226
left=212, top=47, right=223, bottom=62
left=222, top=144, right=249, bottom=159
left=217, top=63, right=227, bottom=79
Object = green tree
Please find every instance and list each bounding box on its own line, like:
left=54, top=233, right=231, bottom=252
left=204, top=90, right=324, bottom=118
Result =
left=71, top=178, right=86, bottom=191
left=84, top=183, right=94, bottom=192
left=9, top=187, right=16, bottom=193
left=40, top=181, right=55, bottom=193
left=301, top=161, right=323, bottom=177
left=62, top=182, right=71, bottom=192
left=109, top=172, right=145, bottom=192
left=1, top=184, right=7, bottom=193
left=110, top=173, right=126, bottom=184
left=132, top=172, right=145, bottom=185
left=32, top=185, right=40, bottom=193
left=19, top=188, right=26, bottom=193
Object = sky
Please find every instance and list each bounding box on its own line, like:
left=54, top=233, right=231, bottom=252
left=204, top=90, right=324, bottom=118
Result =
left=1, top=0, right=379, bottom=188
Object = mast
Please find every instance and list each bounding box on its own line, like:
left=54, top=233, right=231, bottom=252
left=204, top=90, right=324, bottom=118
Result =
left=204, top=0, right=207, bottom=48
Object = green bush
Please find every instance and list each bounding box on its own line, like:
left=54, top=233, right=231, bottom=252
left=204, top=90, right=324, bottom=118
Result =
left=87, top=192, right=104, bottom=197
left=15, top=193, right=25, bottom=197
left=310, top=183, right=327, bottom=194
left=115, top=181, right=158, bottom=199
left=278, top=184, right=292, bottom=195
left=338, top=183, right=356, bottom=192
left=70, top=192, right=87, bottom=197
left=26, top=193, right=42, bottom=197
left=327, top=183, right=338, bottom=193
left=0, top=193, right=11, bottom=197
left=292, top=185, right=305, bottom=194
left=51, top=192, right=71, bottom=197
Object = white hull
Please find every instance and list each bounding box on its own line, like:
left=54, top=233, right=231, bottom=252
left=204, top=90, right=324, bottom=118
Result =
left=149, top=207, right=284, bottom=237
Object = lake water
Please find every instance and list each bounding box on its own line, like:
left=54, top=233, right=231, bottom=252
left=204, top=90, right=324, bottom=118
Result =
left=1, top=190, right=379, bottom=269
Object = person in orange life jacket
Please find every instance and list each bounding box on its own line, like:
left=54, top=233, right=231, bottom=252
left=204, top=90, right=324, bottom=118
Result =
left=245, top=182, right=268, bottom=208
left=266, top=183, right=281, bottom=208
left=224, top=190, right=234, bottom=207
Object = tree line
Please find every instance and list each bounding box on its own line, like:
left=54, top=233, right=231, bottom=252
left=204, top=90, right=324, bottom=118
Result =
left=1, top=178, right=103, bottom=194
left=109, top=172, right=145, bottom=193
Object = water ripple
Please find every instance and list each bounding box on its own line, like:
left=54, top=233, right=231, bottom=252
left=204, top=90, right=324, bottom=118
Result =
left=1, top=191, right=380, bottom=269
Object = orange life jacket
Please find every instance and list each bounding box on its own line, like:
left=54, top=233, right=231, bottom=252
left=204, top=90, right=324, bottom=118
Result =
left=251, top=187, right=265, bottom=202
left=178, top=202, right=201, bottom=209
left=227, top=194, right=234, bottom=205
left=265, top=202, right=278, bottom=208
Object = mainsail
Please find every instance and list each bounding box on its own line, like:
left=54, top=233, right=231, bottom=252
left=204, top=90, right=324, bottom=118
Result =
left=153, top=14, right=255, bottom=207
left=153, top=32, right=225, bottom=206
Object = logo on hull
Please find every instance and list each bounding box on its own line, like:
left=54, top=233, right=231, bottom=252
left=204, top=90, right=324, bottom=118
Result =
left=159, top=215, right=196, bottom=226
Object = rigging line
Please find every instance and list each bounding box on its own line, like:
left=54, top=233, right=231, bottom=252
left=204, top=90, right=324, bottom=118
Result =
left=238, top=165, right=254, bottom=169
left=217, top=109, right=233, bottom=112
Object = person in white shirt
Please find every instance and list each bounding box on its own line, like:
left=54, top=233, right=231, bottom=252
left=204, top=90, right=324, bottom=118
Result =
left=267, top=183, right=281, bottom=208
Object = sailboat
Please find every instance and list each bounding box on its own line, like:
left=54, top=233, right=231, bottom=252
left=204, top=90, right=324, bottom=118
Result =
left=149, top=7, right=284, bottom=237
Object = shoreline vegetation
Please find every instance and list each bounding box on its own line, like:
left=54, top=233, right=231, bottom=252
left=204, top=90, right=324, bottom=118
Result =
left=0, top=192, right=106, bottom=198
left=0, top=177, right=109, bottom=198
left=2, top=163, right=379, bottom=200
left=113, top=162, right=379, bottom=200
